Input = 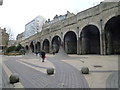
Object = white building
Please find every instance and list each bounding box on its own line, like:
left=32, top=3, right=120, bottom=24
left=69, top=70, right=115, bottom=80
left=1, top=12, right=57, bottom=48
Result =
left=24, top=16, right=46, bottom=39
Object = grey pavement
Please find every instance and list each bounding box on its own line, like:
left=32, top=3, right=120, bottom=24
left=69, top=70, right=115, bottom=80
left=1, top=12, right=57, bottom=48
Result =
left=47, top=57, right=89, bottom=88
left=1, top=53, right=119, bottom=89
left=2, top=54, right=89, bottom=88
left=106, top=71, right=119, bottom=88
left=2, top=68, right=13, bottom=88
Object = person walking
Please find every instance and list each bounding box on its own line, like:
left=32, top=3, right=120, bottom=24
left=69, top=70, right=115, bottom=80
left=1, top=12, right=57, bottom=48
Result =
left=40, top=51, right=46, bottom=62
left=35, top=52, right=38, bottom=56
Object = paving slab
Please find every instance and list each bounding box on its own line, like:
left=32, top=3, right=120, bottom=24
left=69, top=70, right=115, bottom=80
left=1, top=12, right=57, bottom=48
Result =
left=106, top=71, right=119, bottom=88
left=2, top=54, right=89, bottom=88
left=2, top=53, right=118, bottom=88
left=61, top=55, right=118, bottom=88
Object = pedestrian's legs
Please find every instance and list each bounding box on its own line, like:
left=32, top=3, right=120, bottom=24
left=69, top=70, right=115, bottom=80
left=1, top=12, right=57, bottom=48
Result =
left=42, top=57, right=44, bottom=62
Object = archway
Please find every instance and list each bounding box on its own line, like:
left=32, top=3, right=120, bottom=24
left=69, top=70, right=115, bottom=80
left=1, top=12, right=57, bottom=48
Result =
left=80, top=25, right=100, bottom=54
left=52, top=36, right=61, bottom=53
left=105, top=15, right=120, bottom=54
left=25, top=45, right=29, bottom=50
left=42, top=39, right=50, bottom=53
left=64, top=31, right=77, bottom=54
left=35, top=43, right=37, bottom=53
left=36, top=42, right=41, bottom=52
left=30, top=41, right=34, bottom=52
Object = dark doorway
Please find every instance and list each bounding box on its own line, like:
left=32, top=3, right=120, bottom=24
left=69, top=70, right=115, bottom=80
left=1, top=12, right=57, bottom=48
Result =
left=25, top=45, right=29, bottom=51
left=80, top=25, right=100, bottom=54
left=35, top=43, right=37, bottom=53
left=42, top=39, right=49, bottom=53
left=64, top=31, right=77, bottom=54
left=30, top=41, right=34, bottom=52
left=105, top=15, right=120, bottom=54
left=52, top=36, right=61, bottom=53
left=37, top=42, right=41, bottom=52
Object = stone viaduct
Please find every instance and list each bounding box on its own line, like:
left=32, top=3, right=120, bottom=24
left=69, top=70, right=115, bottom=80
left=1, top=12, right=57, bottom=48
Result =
left=20, top=2, right=120, bottom=55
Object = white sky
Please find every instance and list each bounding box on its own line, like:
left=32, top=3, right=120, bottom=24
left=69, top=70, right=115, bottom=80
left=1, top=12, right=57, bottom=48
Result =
left=0, top=0, right=104, bottom=39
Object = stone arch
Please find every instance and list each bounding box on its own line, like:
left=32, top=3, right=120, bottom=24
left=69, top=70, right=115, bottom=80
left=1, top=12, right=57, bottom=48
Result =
left=63, top=29, right=78, bottom=40
left=64, top=31, right=77, bottom=54
left=51, top=35, right=61, bottom=53
left=35, top=43, right=37, bottom=53
left=104, top=14, right=118, bottom=25
left=51, top=34, right=62, bottom=41
left=42, top=39, right=50, bottom=53
left=36, top=41, right=41, bottom=52
left=30, top=41, right=34, bottom=52
left=80, top=24, right=100, bottom=54
left=105, top=15, right=120, bottom=54
left=25, top=45, right=29, bottom=52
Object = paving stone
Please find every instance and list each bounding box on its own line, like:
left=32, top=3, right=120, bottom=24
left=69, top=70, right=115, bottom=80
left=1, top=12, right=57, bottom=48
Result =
left=2, top=54, right=89, bottom=88
left=106, top=71, right=118, bottom=88
left=2, top=69, right=13, bottom=88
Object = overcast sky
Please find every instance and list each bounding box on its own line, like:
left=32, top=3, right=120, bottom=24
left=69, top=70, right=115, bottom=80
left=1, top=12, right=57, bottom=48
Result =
left=0, top=0, right=104, bottom=39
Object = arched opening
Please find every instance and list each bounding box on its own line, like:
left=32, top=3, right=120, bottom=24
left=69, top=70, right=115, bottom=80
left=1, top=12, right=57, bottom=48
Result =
left=35, top=43, right=37, bottom=53
left=25, top=45, right=29, bottom=52
left=37, top=42, right=41, bottom=52
left=80, top=25, right=100, bottom=54
left=30, top=41, right=34, bottom=52
left=64, top=31, right=77, bottom=54
left=105, top=15, right=120, bottom=54
left=52, top=36, right=61, bottom=53
left=42, top=39, right=50, bottom=53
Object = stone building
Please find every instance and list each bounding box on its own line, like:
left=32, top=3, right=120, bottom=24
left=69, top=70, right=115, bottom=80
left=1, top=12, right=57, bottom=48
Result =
left=0, top=27, right=9, bottom=51
left=19, top=2, right=120, bottom=55
left=7, top=40, right=16, bottom=47
left=16, top=32, right=24, bottom=45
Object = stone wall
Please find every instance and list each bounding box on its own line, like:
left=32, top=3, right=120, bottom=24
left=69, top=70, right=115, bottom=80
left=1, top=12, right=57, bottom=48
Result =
left=19, top=2, right=120, bottom=55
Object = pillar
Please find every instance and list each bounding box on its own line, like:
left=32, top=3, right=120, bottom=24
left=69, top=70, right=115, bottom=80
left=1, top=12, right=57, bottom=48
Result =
left=100, top=19, right=106, bottom=55
left=37, top=43, right=40, bottom=52
left=77, top=27, right=80, bottom=54
left=49, top=40, right=53, bottom=53
left=77, top=37, right=80, bottom=54
left=34, top=43, right=37, bottom=53
left=79, top=37, right=82, bottom=54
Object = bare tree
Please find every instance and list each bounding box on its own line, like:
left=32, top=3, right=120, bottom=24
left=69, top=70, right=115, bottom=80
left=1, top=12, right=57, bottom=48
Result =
left=5, top=27, right=14, bottom=40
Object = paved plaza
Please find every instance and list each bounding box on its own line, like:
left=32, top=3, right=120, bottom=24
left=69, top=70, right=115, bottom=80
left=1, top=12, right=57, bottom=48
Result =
left=0, top=52, right=119, bottom=88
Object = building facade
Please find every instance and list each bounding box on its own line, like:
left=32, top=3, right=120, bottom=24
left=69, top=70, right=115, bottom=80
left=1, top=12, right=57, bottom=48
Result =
left=7, top=40, right=16, bottom=47
left=0, top=27, right=9, bottom=50
left=24, top=16, right=46, bottom=39
left=16, top=32, right=24, bottom=45
left=19, top=2, right=120, bottom=55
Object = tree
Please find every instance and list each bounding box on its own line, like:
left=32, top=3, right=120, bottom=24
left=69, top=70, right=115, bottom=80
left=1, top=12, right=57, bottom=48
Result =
left=5, top=27, right=14, bottom=40
left=6, top=46, right=16, bottom=53
left=15, top=44, right=24, bottom=51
